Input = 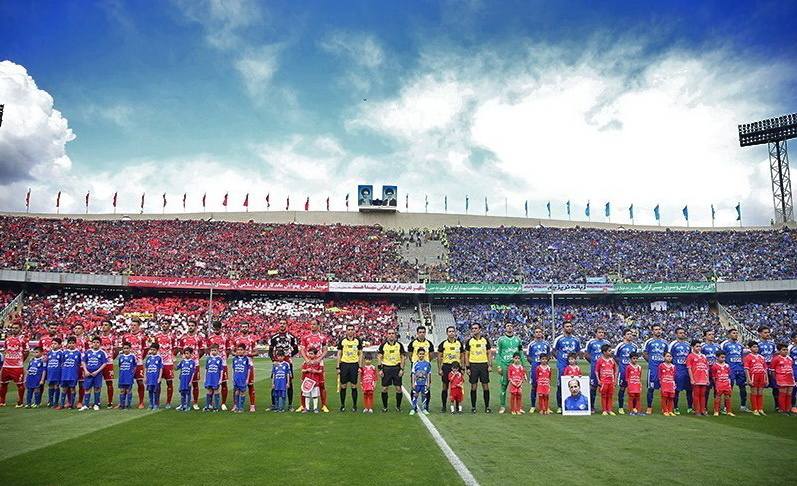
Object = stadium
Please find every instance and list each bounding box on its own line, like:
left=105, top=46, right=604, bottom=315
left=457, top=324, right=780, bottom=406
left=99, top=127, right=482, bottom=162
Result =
left=2, top=2, right=797, bottom=486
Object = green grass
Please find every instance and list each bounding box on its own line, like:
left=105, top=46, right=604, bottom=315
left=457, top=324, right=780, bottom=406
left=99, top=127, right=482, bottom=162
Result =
left=1, top=360, right=796, bottom=486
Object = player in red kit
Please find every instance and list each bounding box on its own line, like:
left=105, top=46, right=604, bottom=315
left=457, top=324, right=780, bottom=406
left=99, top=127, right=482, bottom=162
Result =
left=686, top=340, right=710, bottom=416
left=507, top=353, right=526, bottom=414
left=744, top=341, right=768, bottom=415
left=207, top=322, right=231, bottom=410
left=535, top=354, right=552, bottom=414
left=595, top=344, right=617, bottom=415
left=152, top=320, right=177, bottom=409
left=299, top=318, right=330, bottom=412
left=178, top=320, right=205, bottom=410
left=122, top=318, right=149, bottom=409
left=38, top=323, right=62, bottom=356
left=771, top=344, right=795, bottom=415
left=360, top=354, right=378, bottom=413
left=98, top=320, right=118, bottom=408
left=0, top=322, right=28, bottom=407
left=448, top=361, right=465, bottom=414
left=659, top=352, right=676, bottom=416
left=625, top=352, right=643, bottom=415
left=711, top=351, right=735, bottom=416
left=232, top=321, right=260, bottom=412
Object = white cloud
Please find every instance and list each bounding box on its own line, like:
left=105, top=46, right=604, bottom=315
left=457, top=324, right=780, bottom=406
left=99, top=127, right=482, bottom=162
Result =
left=83, top=102, right=138, bottom=129
left=234, top=45, right=282, bottom=101
left=319, top=31, right=387, bottom=93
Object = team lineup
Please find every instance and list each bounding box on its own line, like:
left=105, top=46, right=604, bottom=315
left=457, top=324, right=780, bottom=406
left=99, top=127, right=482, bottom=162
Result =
left=2, top=317, right=797, bottom=417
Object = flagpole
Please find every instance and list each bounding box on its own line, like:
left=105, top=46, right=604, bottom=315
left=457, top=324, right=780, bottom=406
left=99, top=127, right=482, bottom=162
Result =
left=505, top=197, right=507, bottom=217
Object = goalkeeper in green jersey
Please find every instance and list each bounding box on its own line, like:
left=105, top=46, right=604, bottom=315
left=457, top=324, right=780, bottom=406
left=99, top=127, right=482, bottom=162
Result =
left=496, top=323, right=523, bottom=413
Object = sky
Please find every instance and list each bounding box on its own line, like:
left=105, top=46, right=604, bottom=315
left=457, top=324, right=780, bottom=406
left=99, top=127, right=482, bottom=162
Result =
left=1, top=0, right=796, bottom=226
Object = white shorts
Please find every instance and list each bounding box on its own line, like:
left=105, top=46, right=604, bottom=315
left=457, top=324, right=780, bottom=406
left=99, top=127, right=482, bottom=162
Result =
left=303, top=387, right=320, bottom=398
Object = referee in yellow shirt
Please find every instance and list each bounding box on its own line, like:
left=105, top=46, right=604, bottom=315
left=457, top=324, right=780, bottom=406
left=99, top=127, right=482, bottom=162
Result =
left=437, top=326, right=465, bottom=413
left=336, top=324, right=363, bottom=412
left=377, top=328, right=406, bottom=412
left=465, top=323, right=492, bottom=413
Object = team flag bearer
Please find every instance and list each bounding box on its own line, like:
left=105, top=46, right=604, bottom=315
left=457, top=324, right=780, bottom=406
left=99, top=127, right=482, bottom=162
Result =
left=232, top=346, right=251, bottom=413
left=81, top=337, right=108, bottom=411
left=117, top=342, right=137, bottom=409
left=145, top=344, right=164, bottom=410
left=176, top=348, right=196, bottom=411
left=24, top=347, right=46, bottom=408
left=46, top=338, right=64, bottom=407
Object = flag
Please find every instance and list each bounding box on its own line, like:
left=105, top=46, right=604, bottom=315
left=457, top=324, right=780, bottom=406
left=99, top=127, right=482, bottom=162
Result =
left=113, top=192, right=118, bottom=208
left=735, top=203, right=741, bottom=221
left=162, top=193, right=167, bottom=208
left=465, top=195, right=469, bottom=212
left=711, top=204, right=715, bottom=221
left=141, top=193, right=145, bottom=210
left=682, top=205, right=689, bottom=221
left=85, top=191, right=90, bottom=208
left=304, top=197, right=309, bottom=211
left=326, top=196, right=330, bottom=211
left=405, top=193, right=408, bottom=210
left=202, top=193, right=206, bottom=208
left=524, top=200, right=528, bottom=217
left=182, top=193, right=186, bottom=209
left=654, top=204, right=660, bottom=221
left=56, top=191, right=61, bottom=208
left=546, top=201, right=551, bottom=218
left=485, top=197, right=489, bottom=213
left=585, top=201, right=590, bottom=217
left=222, top=193, right=228, bottom=207
left=445, top=195, right=448, bottom=212
left=566, top=200, right=571, bottom=216
left=286, top=196, right=290, bottom=210
left=425, top=195, right=428, bottom=211
left=344, top=193, right=348, bottom=208
left=604, top=202, right=610, bottom=218
left=25, top=189, right=30, bottom=209
left=629, top=204, right=634, bottom=220
left=266, top=193, right=270, bottom=208
left=243, top=193, right=249, bottom=208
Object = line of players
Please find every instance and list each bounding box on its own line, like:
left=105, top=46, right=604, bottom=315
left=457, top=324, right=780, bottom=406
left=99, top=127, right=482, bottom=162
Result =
left=0, top=317, right=333, bottom=412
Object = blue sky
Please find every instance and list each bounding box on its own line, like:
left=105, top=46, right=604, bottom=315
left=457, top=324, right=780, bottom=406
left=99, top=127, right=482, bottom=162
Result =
left=1, top=0, right=796, bottom=225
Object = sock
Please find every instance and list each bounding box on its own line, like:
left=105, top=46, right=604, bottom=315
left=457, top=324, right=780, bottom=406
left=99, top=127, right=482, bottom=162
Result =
left=193, top=384, right=199, bottom=404
left=451, top=402, right=455, bottom=412
left=47, top=388, right=54, bottom=405
left=725, top=396, right=732, bottom=413
left=351, top=389, right=358, bottom=408
left=60, top=389, right=66, bottom=406
left=35, top=391, right=42, bottom=405
left=618, top=389, right=625, bottom=408
left=556, top=385, right=562, bottom=408
left=424, top=390, right=430, bottom=410
left=739, top=386, right=747, bottom=407
left=673, top=392, right=680, bottom=410
left=412, top=395, right=417, bottom=411
left=792, top=387, right=797, bottom=408
left=780, top=390, right=789, bottom=411
left=382, top=392, right=389, bottom=409
left=206, top=393, right=211, bottom=408
left=530, top=388, right=537, bottom=407
left=340, top=388, right=347, bottom=408
left=320, top=385, right=327, bottom=407
left=470, top=389, right=477, bottom=408
left=54, top=388, right=60, bottom=406
left=166, top=382, right=173, bottom=405
left=138, top=382, right=145, bottom=405
left=483, top=389, right=490, bottom=409
left=107, top=382, right=114, bottom=404
left=78, top=387, right=85, bottom=405
left=591, top=389, right=597, bottom=411
left=686, top=389, right=693, bottom=409
left=714, top=396, right=721, bottom=413
left=26, top=388, right=34, bottom=405
left=0, top=382, right=7, bottom=402
left=215, top=393, right=220, bottom=409
left=773, top=388, right=780, bottom=410
left=312, top=397, right=318, bottom=410
left=287, top=385, right=293, bottom=407
left=17, top=384, right=25, bottom=405
left=94, top=391, right=101, bottom=406
left=646, top=389, right=654, bottom=408
left=248, top=385, right=256, bottom=407
left=396, top=392, right=403, bottom=408
left=499, top=384, right=507, bottom=408
left=441, top=389, right=448, bottom=408
left=221, top=382, right=228, bottom=406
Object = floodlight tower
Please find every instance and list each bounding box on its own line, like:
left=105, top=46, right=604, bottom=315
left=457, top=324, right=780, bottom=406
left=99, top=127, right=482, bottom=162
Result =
left=738, top=113, right=797, bottom=224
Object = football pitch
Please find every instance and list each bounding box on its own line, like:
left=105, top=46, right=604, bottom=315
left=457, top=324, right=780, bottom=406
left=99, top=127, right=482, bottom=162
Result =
left=1, top=359, right=796, bottom=486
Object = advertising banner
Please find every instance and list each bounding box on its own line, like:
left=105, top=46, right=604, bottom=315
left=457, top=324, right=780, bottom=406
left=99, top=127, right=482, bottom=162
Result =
left=613, top=282, right=716, bottom=294
left=425, top=283, right=521, bottom=294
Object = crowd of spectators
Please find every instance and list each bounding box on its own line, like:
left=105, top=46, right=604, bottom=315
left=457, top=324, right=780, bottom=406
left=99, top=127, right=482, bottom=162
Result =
left=722, top=298, right=797, bottom=343
left=0, top=216, right=416, bottom=282
left=0, top=289, right=16, bottom=308
left=445, top=226, right=797, bottom=283
left=450, top=299, right=723, bottom=344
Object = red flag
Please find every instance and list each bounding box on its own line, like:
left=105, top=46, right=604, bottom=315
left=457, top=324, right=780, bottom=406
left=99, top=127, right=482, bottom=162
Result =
left=112, top=192, right=117, bottom=208
left=182, top=193, right=186, bottom=208
left=243, top=193, right=249, bottom=207
left=56, top=191, right=61, bottom=208
left=85, top=191, right=90, bottom=207
left=223, top=193, right=228, bottom=207
left=326, top=197, right=330, bottom=211
left=25, top=189, right=30, bottom=208
left=286, top=196, right=290, bottom=211
left=304, top=197, right=309, bottom=211
left=162, top=193, right=167, bottom=208
left=266, top=193, right=270, bottom=208
left=141, top=193, right=145, bottom=209
left=202, top=193, right=206, bottom=208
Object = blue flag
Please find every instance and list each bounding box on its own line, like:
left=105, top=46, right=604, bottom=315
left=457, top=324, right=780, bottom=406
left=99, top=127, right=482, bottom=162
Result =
left=566, top=200, right=570, bottom=216
left=682, top=205, right=689, bottom=221
left=465, top=195, right=469, bottom=212
left=585, top=202, right=590, bottom=217
left=654, top=204, right=660, bottom=221
left=605, top=202, right=610, bottom=218
left=444, top=195, right=448, bottom=212
left=629, top=204, right=634, bottom=220
left=735, top=203, right=741, bottom=221
left=546, top=201, right=551, bottom=218
left=524, top=200, right=528, bottom=217
left=711, top=204, right=716, bottom=220
left=485, top=197, right=489, bottom=213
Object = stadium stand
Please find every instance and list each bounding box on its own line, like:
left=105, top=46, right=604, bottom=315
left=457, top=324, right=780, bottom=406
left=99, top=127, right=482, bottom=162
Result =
left=721, top=298, right=797, bottom=342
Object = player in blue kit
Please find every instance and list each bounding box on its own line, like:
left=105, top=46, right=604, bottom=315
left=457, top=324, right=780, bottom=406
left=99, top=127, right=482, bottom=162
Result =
left=231, top=345, right=251, bottom=413
left=668, top=327, right=693, bottom=414
left=117, top=342, right=137, bottom=409
left=46, top=337, right=64, bottom=407
left=58, top=337, right=82, bottom=410
left=756, top=326, right=779, bottom=411
left=552, top=321, right=581, bottom=413
left=24, top=347, right=46, bottom=408
left=614, top=328, right=638, bottom=415
left=720, top=328, right=749, bottom=412
left=80, top=337, right=108, bottom=411
left=583, top=327, right=610, bottom=413
left=176, top=348, right=196, bottom=411
left=271, top=350, right=291, bottom=412
left=410, top=348, right=432, bottom=415
left=643, top=324, right=668, bottom=414
left=205, top=345, right=224, bottom=412
left=145, top=343, right=164, bottom=410
left=526, top=326, right=551, bottom=413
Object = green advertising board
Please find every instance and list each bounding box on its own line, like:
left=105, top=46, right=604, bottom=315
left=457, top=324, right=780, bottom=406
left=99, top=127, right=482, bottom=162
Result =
left=613, top=282, right=716, bottom=294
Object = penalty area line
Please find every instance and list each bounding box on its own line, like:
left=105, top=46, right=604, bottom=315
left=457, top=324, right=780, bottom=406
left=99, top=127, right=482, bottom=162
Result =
left=402, top=386, right=480, bottom=486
